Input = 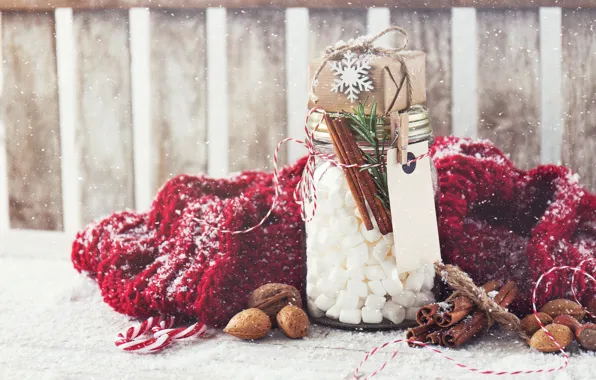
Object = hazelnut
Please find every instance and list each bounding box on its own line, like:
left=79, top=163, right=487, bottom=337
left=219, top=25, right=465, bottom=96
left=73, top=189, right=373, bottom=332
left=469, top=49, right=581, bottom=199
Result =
left=248, top=283, right=303, bottom=323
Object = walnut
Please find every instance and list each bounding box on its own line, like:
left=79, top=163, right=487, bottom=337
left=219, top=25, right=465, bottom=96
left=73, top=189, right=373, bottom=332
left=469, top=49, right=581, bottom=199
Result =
left=248, top=283, right=303, bottom=323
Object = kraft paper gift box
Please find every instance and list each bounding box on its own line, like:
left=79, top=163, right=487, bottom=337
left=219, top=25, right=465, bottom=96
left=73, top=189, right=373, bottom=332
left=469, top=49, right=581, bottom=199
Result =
left=308, top=50, right=426, bottom=116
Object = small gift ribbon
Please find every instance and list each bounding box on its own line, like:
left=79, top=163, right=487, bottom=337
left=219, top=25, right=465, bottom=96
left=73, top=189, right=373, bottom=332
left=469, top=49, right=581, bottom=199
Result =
left=308, top=26, right=414, bottom=115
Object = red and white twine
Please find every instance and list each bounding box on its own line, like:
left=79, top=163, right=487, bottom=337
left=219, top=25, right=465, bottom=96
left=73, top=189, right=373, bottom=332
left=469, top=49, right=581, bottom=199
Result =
left=353, top=262, right=596, bottom=379
left=115, top=316, right=206, bottom=353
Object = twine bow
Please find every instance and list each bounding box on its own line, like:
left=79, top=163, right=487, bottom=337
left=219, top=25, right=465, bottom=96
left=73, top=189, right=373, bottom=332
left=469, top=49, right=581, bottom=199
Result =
left=309, top=26, right=413, bottom=115
left=434, top=262, right=529, bottom=340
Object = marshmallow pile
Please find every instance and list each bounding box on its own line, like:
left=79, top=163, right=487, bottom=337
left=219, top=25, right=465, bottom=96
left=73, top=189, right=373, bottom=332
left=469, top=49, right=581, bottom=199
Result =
left=305, top=163, right=435, bottom=325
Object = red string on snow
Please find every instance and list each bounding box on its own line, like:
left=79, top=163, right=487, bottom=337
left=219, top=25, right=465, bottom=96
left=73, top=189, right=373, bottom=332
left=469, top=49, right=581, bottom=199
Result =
left=353, top=261, right=596, bottom=379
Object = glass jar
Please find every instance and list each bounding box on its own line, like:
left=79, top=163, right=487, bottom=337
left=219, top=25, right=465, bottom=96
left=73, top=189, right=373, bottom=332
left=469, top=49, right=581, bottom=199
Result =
left=305, top=105, right=438, bottom=329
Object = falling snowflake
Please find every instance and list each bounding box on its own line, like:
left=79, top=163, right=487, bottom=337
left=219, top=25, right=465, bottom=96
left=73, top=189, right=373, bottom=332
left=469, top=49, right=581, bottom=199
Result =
left=329, top=51, right=374, bottom=103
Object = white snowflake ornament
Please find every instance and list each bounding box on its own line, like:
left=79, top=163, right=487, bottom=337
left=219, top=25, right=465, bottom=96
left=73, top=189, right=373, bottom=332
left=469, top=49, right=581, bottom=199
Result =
left=329, top=51, right=374, bottom=103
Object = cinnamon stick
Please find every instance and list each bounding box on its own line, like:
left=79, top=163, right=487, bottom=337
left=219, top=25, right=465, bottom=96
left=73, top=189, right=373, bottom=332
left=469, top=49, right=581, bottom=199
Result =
left=333, top=117, right=392, bottom=234
left=416, top=303, right=440, bottom=325
left=434, top=281, right=500, bottom=328
left=426, top=330, right=444, bottom=345
left=406, top=323, right=436, bottom=348
left=441, top=281, right=518, bottom=348
left=323, top=115, right=374, bottom=231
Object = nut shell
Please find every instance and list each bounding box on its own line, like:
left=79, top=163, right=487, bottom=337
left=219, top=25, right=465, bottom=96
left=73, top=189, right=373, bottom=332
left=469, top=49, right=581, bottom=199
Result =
left=553, top=315, right=582, bottom=334
left=576, top=323, right=596, bottom=351
left=539, top=299, right=585, bottom=321
left=224, top=308, right=271, bottom=340
left=529, top=324, right=574, bottom=353
left=248, top=283, right=303, bottom=323
left=520, top=312, right=553, bottom=336
left=277, top=305, right=309, bottom=339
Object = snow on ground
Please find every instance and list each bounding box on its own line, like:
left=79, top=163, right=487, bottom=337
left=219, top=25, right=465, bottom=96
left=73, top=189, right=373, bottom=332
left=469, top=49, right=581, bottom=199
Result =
left=1, top=255, right=595, bottom=380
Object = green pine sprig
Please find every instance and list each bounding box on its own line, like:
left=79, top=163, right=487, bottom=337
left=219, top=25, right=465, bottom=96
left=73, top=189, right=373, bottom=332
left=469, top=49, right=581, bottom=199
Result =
left=342, top=101, right=390, bottom=210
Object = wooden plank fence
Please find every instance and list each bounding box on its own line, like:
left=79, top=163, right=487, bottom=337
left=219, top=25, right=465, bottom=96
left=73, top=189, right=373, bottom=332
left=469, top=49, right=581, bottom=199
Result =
left=0, top=1, right=594, bottom=256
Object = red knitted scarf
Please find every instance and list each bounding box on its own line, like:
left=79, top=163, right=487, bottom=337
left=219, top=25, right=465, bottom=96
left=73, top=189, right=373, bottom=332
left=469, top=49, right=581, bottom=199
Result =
left=72, top=137, right=596, bottom=325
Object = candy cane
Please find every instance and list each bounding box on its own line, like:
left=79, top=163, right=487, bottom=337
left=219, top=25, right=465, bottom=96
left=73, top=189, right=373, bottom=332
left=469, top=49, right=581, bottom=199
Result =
left=115, top=316, right=206, bottom=354
left=353, top=262, right=596, bottom=379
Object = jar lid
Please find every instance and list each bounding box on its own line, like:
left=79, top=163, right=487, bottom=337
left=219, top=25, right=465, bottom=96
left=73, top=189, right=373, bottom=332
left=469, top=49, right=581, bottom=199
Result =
left=307, top=105, right=431, bottom=144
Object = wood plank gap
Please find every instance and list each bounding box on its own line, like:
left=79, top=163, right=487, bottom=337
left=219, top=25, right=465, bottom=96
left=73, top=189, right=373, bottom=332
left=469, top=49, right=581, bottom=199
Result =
left=55, top=8, right=81, bottom=234
left=206, top=7, right=228, bottom=176
left=130, top=7, right=153, bottom=210
left=285, top=7, right=309, bottom=163
left=451, top=7, right=477, bottom=138
left=539, top=7, right=563, bottom=165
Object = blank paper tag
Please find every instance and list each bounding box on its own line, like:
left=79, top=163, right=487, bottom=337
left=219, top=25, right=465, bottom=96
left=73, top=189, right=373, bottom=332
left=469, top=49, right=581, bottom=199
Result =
left=387, top=142, right=441, bottom=274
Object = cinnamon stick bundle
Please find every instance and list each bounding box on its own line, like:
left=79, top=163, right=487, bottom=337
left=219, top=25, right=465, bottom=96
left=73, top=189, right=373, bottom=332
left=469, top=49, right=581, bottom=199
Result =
left=441, top=281, right=518, bottom=348
left=406, top=323, right=436, bottom=348
left=324, top=115, right=392, bottom=234
left=323, top=115, right=374, bottom=231
left=434, top=281, right=500, bottom=328
left=416, top=303, right=440, bottom=325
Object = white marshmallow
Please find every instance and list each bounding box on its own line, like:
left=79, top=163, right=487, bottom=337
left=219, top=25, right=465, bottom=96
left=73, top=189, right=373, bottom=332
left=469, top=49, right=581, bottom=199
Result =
left=314, top=294, right=335, bottom=312
left=365, top=252, right=380, bottom=266
left=328, top=190, right=345, bottom=209
left=382, top=232, right=394, bottom=243
left=317, top=228, right=341, bottom=248
left=328, top=266, right=349, bottom=292
left=405, top=307, right=419, bottom=321
left=306, top=282, right=321, bottom=299
left=346, top=266, right=365, bottom=281
left=322, top=250, right=345, bottom=268
left=326, top=305, right=341, bottom=320
left=392, top=290, right=416, bottom=307
left=307, top=299, right=325, bottom=318
left=346, top=243, right=368, bottom=268
left=347, top=279, right=368, bottom=298
left=316, top=277, right=337, bottom=299
left=361, top=225, right=381, bottom=243
left=382, top=278, right=404, bottom=296
left=364, top=265, right=385, bottom=281
left=371, top=239, right=391, bottom=261
left=354, top=207, right=362, bottom=220
left=379, top=258, right=397, bottom=279
left=404, top=272, right=425, bottom=293
left=332, top=215, right=359, bottom=234
left=398, top=272, right=408, bottom=282
left=339, top=309, right=362, bottom=324
left=361, top=307, right=383, bottom=323
left=367, top=280, right=387, bottom=296
left=365, top=294, right=386, bottom=309
left=344, top=191, right=356, bottom=209
left=421, top=274, right=435, bottom=291
left=382, top=302, right=406, bottom=324
left=414, top=291, right=436, bottom=307
left=336, top=290, right=360, bottom=309
left=356, top=298, right=365, bottom=309
left=342, top=234, right=365, bottom=249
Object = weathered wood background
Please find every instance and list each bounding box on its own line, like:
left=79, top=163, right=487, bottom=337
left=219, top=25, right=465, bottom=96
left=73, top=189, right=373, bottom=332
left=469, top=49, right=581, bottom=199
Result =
left=0, top=1, right=595, bottom=234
